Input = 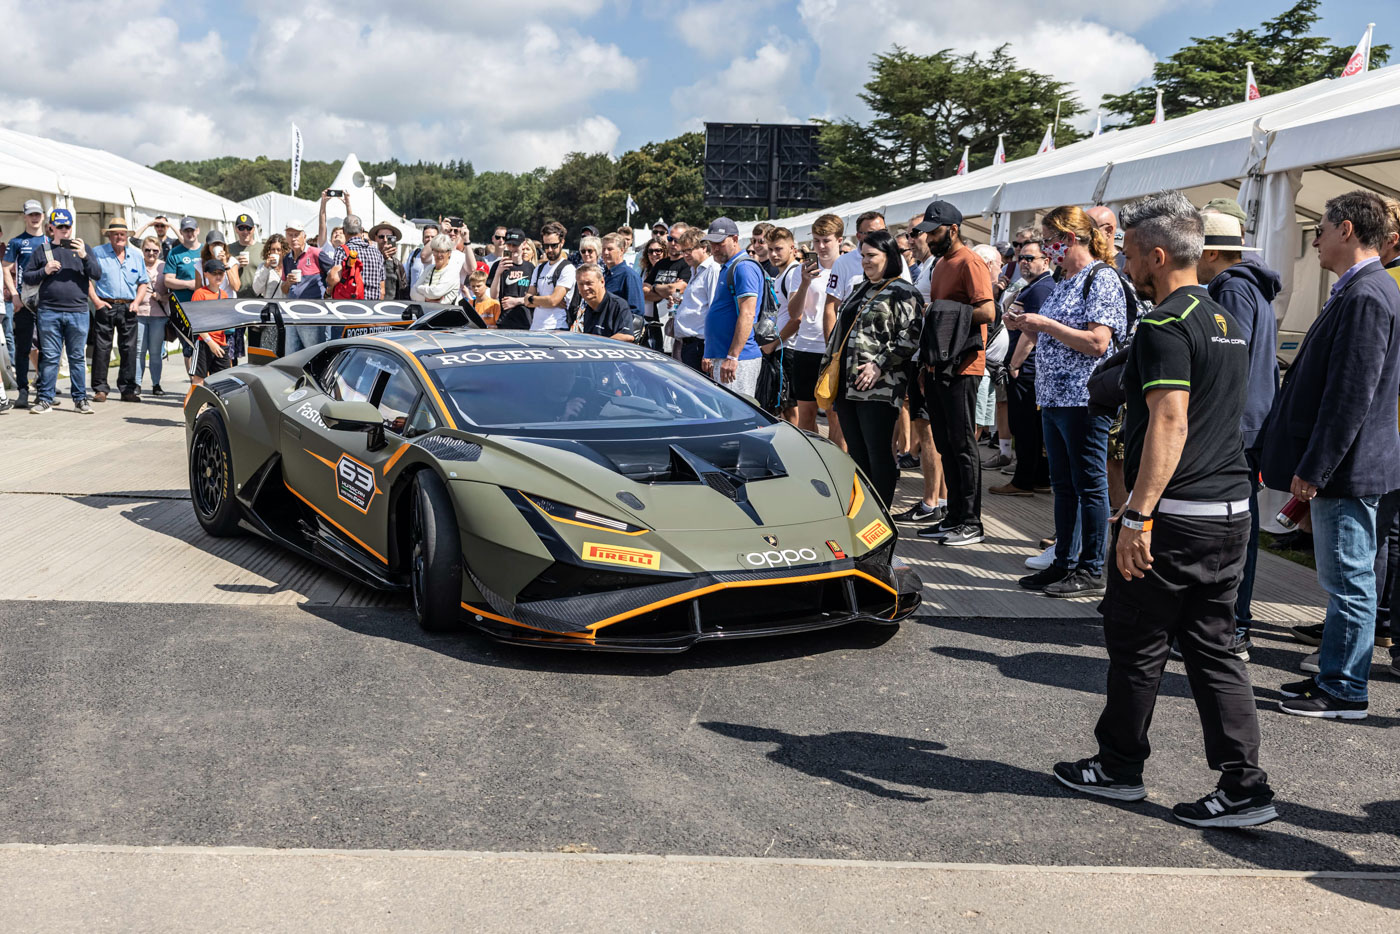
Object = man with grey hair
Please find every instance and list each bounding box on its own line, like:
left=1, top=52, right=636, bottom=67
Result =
left=331, top=214, right=386, bottom=300
left=1055, top=190, right=1278, bottom=828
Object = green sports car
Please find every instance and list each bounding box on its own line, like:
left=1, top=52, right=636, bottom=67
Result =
left=179, top=298, right=921, bottom=651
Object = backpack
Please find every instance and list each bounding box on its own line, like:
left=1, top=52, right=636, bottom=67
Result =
left=725, top=257, right=780, bottom=345
left=19, top=240, right=53, bottom=311
left=331, top=246, right=365, bottom=300
left=1082, top=261, right=1138, bottom=334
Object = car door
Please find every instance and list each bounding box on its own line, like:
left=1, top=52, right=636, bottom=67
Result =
left=281, top=346, right=418, bottom=565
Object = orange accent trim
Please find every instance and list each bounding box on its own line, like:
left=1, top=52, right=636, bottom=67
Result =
left=460, top=602, right=593, bottom=640
left=305, top=448, right=337, bottom=469
left=520, top=492, right=648, bottom=536
left=184, top=384, right=196, bottom=406
left=362, top=335, right=457, bottom=430
left=847, top=476, right=865, bottom=518
left=247, top=346, right=277, bottom=358
left=383, top=443, right=411, bottom=475
left=284, top=480, right=387, bottom=563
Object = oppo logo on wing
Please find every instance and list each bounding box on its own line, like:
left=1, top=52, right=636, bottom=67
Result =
left=742, top=547, right=820, bottom=569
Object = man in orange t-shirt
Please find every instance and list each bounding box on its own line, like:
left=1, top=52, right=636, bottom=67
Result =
left=916, top=200, right=996, bottom=547
left=190, top=258, right=235, bottom=385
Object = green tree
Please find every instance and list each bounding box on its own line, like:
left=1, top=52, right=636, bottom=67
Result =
left=817, top=45, right=1083, bottom=203
left=536, top=151, right=619, bottom=235
left=1101, top=0, right=1391, bottom=126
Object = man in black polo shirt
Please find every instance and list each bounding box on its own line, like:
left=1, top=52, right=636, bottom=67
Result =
left=1053, top=190, right=1277, bottom=829
left=489, top=229, right=534, bottom=330
left=574, top=265, right=634, bottom=341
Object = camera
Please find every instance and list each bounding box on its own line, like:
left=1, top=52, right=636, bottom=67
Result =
left=59, top=238, right=77, bottom=249
left=385, top=234, right=398, bottom=245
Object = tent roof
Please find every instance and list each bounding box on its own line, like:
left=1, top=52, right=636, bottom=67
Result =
left=0, top=125, right=247, bottom=221
left=743, top=64, right=1400, bottom=239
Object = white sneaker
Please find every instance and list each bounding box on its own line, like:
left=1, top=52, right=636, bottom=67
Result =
left=1300, top=651, right=1320, bottom=673
left=1024, top=544, right=1056, bottom=570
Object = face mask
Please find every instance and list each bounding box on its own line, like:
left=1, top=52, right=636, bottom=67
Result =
left=1044, top=238, right=1069, bottom=266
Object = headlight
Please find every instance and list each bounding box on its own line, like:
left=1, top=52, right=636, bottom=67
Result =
left=519, top=492, right=649, bottom=534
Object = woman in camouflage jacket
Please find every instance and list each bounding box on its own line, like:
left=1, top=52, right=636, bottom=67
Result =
left=820, top=230, right=923, bottom=506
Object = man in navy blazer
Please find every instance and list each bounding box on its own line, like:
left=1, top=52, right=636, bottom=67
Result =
left=1257, top=190, right=1400, bottom=720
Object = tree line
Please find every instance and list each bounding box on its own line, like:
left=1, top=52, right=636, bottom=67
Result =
left=154, top=2, right=1384, bottom=232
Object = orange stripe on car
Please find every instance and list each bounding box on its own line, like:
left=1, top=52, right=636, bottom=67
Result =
left=383, top=443, right=411, bottom=475
left=284, top=480, right=387, bottom=563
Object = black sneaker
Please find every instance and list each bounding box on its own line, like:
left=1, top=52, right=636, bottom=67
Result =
left=15, top=388, right=28, bottom=409
left=1290, top=622, right=1325, bottom=646
left=1052, top=757, right=1146, bottom=802
left=0, top=397, right=12, bottom=414
left=1019, top=565, right=1071, bottom=591
left=1278, top=677, right=1315, bottom=699
left=1229, top=637, right=1252, bottom=663
left=939, top=524, right=985, bottom=547
left=895, top=502, right=944, bottom=525
left=895, top=452, right=920, bottom=470
left=917, top=520, right=954, bottom=540
left=1279, top=687, right=1367, bottom=720
left=1172, top=789, right=1278, bottom=828
left=152, top=385, right=166, bottom=397
left=1044, top=568, right=1107, bottom=598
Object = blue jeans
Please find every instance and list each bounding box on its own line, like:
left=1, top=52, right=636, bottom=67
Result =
left=37, top=308, right=90, bottom=404
left=137, top=317, right=167, bottom=387
left=1311, top=494, right=1381, bottom=702
left=1042, top=405, right=1112, bottom=576
left=284, top=325, right=333, bottom=355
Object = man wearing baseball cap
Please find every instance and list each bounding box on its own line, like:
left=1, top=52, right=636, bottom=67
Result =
left=3, top=199, right=48, bottom=407
left=89, top=218, right=150, bottom=402
left=227, top=213, right=263, bottom=299
left=1197, top=207, right=1281, bottom=658
left=699, top=217, right=763, bottom=396
left=489, top=228, right=535, bottom=330
left=23, top=208, right=103, bottom=415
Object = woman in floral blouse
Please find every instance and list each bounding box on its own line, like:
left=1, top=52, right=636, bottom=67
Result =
left=1004, top=205, right=1126, bottom=597
left=821, top=229, right=923, bottom=507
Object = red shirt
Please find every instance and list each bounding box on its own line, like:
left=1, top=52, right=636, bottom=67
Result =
left=192, top=285, right=231, bottom=345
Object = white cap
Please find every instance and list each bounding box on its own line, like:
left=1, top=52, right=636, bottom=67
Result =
left=284, top=219, right=307, bottom=233
left=23, top=199, right=43, bottom=214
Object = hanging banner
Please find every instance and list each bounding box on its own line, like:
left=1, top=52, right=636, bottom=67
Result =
left=290, top=123, right=304, bottom=195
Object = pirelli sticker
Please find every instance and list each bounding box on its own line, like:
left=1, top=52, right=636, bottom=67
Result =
left=856, top=519, right=892, bottom=548
left=582, top=542, right=661, bottom=570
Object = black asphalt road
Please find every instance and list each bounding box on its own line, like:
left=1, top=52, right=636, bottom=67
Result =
left=1, top=600, right=1396, bottom=871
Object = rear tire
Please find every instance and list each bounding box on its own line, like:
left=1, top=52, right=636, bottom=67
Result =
left=189, top=408, right=241, bottom=537
left=409, top=471, right=463, bottom=633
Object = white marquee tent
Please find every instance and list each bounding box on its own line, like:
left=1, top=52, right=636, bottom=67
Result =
left=0, top=126, right=247, bottom=242
left=241, top=153, right=417, bottom=242
left=744, top=64, right=1400, bottom=344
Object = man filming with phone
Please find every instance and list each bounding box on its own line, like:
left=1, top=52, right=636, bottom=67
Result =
left=23, top=208, right=102, bottom=415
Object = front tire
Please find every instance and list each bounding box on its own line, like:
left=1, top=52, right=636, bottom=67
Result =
left=189, top=408, right=241, bottom=537
left=409, top=471, right=463, bottom=633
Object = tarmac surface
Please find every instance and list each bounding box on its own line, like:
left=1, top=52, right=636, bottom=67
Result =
left=1, top=366, right=1397, bottom=930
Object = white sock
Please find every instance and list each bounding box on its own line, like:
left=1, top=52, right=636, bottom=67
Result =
left=938, top=499, right=947, bottom=507
left=999, top=440, right=1012, bottom=457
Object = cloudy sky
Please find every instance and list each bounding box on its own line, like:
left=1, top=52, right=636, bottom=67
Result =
left=0, top=0, right=1382, bottom=171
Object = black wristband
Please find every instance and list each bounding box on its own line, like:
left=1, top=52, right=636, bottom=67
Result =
left=1124, top=508, right=1151, bottom=523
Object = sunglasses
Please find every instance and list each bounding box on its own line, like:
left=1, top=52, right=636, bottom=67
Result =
left=143, top=248, right=160, bottom=255
left=492, top=235, right=505, bottom=241
left=53, top=225, right=72, bottom=231
left=376, top=234, right=394, bottom=241
left=1018, top=254, right=1042, bottom=262
left=646, top=248, right=663, bottom=255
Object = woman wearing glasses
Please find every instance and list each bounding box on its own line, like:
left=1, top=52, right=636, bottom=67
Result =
left=135, top=236, right=170, bottom=396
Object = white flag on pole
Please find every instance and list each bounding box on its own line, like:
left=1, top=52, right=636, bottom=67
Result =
left=956, top=146, right=969, bottom=176
left=1037, top=124, right=1055, bottom=155
left=1151, top=88, right=1165, bottom=124
left=1245, top=62, right=1261, bottom=101
left=1341, top=23, right=1376, bottom=77
left=993, top=134, right=1006, bottom=165
left=1093, top=111, right=1102, bottom=137
left=290, top=123, right=303, bottom=195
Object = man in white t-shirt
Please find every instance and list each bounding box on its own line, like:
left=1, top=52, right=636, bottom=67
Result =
left=671, top=227, right=717, bottom=372
left=762, top=225, right=804, bottom=424
left=517, top=221, right=575, bottom=330
left=781, top=214, right=843, bottom=433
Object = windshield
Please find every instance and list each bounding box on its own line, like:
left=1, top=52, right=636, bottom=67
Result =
left=423, top=344, right=767, bottom=435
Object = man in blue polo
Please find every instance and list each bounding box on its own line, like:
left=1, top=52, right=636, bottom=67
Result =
left=3, top=199, right=48, bottom=408
left=24, top=208, right=102, bottom=415
left=700, top=217, right=763, bottom=397
left=89, top=218, right=150, bottom=402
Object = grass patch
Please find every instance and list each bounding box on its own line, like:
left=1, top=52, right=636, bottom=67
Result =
left=1260, top=531, right=1316, bottom=570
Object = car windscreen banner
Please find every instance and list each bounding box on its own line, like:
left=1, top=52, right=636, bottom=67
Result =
left=166, top=297, right=431, bottom=342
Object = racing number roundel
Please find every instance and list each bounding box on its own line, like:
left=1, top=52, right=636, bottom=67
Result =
left=336, top=453, right=377, bottom=512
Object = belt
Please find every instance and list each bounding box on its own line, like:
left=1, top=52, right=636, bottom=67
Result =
left=102, top=299, right=132, bottom=306
left=1155, top=497, right=1250, bottom=517
left=679, top=335, right=705, bottom=345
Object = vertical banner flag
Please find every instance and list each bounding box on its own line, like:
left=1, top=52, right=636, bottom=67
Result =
left=1245, top=62, right=1261, bottom=101
left=1341, top=23, right=1376, bottom=77
left=1037, top=124, right=1055, bottom=155
left=1152, top=88, right=1165, bottom=124
left=993, top=134, right=1006, bottom=165
left=290, top=123, right=304, bottom=196
left=956, top=146, right=969, bottom=176
left=1093, top=111, right=1102, bottom=138
left=625, top=194, right=639, bottom=215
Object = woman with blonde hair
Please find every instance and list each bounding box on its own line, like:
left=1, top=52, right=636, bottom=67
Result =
left=410, top=233, right=461, bottom=305
left=1003, top=204, right=1126, bottom=597
left=134, top=235, right=171, bottom=395
left=521, top=240, right=539, bottom=264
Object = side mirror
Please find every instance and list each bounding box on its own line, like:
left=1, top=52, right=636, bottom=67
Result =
left=320, top=399, right=387, bottom=451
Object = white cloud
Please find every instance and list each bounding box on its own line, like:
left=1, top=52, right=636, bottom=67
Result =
left=671, top=38, right=807, bottom=130
left=0, top=0, right=636, bottom=171
left=795, top=0, right=1158, bottom=130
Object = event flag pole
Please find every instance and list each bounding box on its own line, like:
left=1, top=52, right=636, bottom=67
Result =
left=1246, top=62, right=1261, bottom=101
left=290, top=124, right=303, bottom=197
left=956, top=146, right=969, bottom=176
left=1342, top=24, right=1375, bottom=77
left=993, top=134, right=1006, bottom=166
left=1151, top=88, right=1165, bottom=124
left=625, top=193, right=638, bottom=230
left=1037, top=124, right=1055, bottom=155
left=1093, top=111, right=1102, bottom=138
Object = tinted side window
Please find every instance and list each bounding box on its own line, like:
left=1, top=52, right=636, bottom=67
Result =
left=377, top=368, right=419, bottom=436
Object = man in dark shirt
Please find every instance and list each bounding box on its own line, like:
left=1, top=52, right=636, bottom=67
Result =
left=24, top=208, right=103, bottom=414
left=1054, top=190, right=1277, bottom=829
left=574, top=265, right=634, bottom=341
left=641, top=223, right=692, bottom=350
left=997, top=239, right=1054, bottom=496
left=489, top=229, right=535, bottom=330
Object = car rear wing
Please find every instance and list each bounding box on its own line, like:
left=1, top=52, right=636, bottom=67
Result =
left=166, top=297, right=485, bottom=359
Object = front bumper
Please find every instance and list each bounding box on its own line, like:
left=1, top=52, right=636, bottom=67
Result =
left=460, top=558, right=922, bottom=653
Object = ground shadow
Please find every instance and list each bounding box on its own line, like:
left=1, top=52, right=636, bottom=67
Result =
left=1200, top=825, right=1400, bottom=904
left=917, top=614, right=1106, bottom=649
left=698, top=721, right=1172, bottom=819
left=121, top=416, right=184, bottom=428
left=931, top=645, right=1192, bottom=699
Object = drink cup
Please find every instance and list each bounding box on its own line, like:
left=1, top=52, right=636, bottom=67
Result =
left=289, top=268, right=303, bottom=283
